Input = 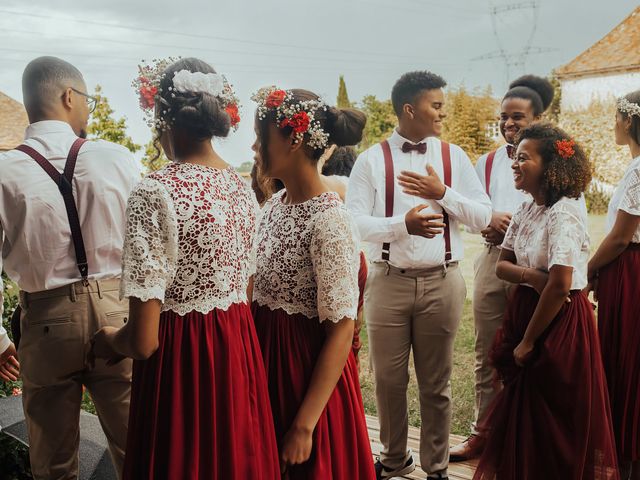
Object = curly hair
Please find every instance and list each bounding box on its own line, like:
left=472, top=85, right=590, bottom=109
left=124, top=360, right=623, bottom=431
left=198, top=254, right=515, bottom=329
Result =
left=391, top=70, right=447, bottom=116
left=515, top=122, right=592, bottom=207
left=503, top=75, right=554, bottom=117
left=321, top=146, right=357, bottom=177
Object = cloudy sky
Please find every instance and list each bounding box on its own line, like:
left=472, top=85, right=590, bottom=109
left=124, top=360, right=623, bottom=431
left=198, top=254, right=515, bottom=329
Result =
left=0, top=0, right=637, bottom=166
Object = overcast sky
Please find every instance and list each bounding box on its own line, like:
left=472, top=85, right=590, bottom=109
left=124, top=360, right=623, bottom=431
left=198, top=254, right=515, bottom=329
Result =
left=0, top=0, right=637, bottom=166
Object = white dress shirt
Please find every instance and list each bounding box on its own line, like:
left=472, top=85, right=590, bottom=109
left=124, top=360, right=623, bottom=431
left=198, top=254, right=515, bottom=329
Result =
left=0, top=120, right=141, bottom=354
left=606, top=155, right=640, bottom=242
left=475, top=144, right=530, bottom=215
left=346, top=130, right=491, bottom=269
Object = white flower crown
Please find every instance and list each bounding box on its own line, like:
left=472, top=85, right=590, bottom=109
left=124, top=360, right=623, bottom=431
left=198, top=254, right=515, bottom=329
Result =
left=251, top=86, right=330, bottom=150
left=617, top=96, right=640, bottom=118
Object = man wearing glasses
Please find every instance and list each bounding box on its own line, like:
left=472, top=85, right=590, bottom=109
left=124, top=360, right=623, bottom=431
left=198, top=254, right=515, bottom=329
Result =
left=0, top=56, right=140, bottom=479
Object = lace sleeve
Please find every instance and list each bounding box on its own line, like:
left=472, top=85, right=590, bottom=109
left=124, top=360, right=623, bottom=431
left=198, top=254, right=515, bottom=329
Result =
left=618, top=167, right=640, bottom=217
left=248, top=201, right=262, bottom=277
left=310, top=207, right=360, bottom=323
left=547, top=201, right=586, bottom=270
left=120, top=177, right=178, bottom=303
left=501, top=201, right=526, bottom=251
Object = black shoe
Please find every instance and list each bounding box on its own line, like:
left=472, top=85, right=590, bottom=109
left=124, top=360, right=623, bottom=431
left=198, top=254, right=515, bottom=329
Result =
left=374, top=454, right=416, bottom=479
left=426, top=474, right=449, bottom=480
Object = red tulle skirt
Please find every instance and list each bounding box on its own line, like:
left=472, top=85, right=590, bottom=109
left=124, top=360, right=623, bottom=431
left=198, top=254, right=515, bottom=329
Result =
left=252, top=304, right=376, bottom=480
left=352, top=251, right=368, bottom=363
left=123, top=303, right=280, bottom=480
left=473, top=287, right=619, bottom=480
left=597, top=244, right=640, bottom=462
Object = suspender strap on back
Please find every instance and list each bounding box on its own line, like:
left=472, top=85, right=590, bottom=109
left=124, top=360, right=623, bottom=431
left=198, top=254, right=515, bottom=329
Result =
left=381, top=140, right=394, bottom=261
left=16, top=138, right=90, bottom=282
left=485, top=150, right=497, bottom=197
left=440, top=141, right=452, bottom=264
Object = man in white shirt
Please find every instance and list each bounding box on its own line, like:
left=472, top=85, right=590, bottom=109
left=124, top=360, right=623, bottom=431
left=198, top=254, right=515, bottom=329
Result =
left=346, top=71, right=491, bottom=480
left=0, top=57, right=140, bottom=479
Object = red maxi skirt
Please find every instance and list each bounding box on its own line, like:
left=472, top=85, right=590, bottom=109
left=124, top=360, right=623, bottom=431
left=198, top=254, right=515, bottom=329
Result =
left=252, top=304, right=376, bottom=480
left=123, top=303, right=280, bottom=480
left=473, top=287, right=619, bottom=480
left=597, top=243, right=640, bottom=462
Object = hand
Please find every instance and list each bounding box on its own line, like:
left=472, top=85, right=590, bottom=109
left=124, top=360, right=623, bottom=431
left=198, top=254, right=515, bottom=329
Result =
left=513, top=339, right=534, bottom=367
left=0, top=343, right=20, bottom=382
left=583, top=277, right=599, bottom=303
left=280, top=424, right=313, bottom=473
left=480, top=226, right=504, bottom=246
left=405, top=205, right=446, bottom=239
left=398, top=164, right=447, bottom=200
left=91, top=327, right=125, bottom=366
left=489, top=211, right=512, bottom=234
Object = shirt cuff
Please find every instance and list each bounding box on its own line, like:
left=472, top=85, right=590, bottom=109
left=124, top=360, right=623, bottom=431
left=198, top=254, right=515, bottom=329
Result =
left=390, top=213, right=409, bottom=239
left=437, top=186, right=461, bottom=211
left=0, top=328, right=11, bottom=356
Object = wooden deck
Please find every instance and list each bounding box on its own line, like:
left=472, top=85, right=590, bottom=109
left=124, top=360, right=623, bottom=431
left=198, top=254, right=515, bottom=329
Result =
left=367, top=415, right=477, bottom=479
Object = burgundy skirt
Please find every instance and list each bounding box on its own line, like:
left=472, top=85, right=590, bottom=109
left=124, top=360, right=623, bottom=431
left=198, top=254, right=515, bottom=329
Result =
left=473, top=287, right=619, bottom=480
left=252, top=304, right=376, bottom=480
left=123, top=303, right=279, bottom=480
left=352, top=251, right=368, bottom=363
left=597, top=243, right=640, bottom=462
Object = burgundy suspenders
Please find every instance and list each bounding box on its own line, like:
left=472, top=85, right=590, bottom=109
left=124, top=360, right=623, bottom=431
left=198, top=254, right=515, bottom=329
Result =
left=485, top=150, right=497, bottom=197
left=381, top=139, right=452, bottom=264
left=15, top=138, right=90, bottom=283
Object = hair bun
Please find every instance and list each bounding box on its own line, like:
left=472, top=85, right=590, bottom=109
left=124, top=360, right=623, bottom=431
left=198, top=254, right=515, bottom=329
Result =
left=509, top=75, right=554, bottom=111
left=325, top=107, right=367, bottom=147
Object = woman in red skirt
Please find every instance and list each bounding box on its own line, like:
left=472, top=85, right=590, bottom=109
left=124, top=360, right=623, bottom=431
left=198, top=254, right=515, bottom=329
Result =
left=92, top=58, right=279, bottom=479
left=250, top=86, right=375, bottom=479
left=586, top=91, right=640, bottom=480
left=473, top=123, right=619, bottom=479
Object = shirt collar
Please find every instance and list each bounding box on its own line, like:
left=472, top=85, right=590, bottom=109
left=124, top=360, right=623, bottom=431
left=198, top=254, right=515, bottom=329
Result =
left=24, top=120, right=76, bottom=140
left=389, top=129, right=432, bottom=148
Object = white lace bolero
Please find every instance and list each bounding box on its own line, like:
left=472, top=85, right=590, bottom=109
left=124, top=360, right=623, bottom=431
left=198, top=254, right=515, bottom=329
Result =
left=253, top=190, right=360, bottom=323
left=501, top=197, right=589, bottom=290
left=607, top=155, right=640, bottom=242
left=120, top=162, right=259, bottom=315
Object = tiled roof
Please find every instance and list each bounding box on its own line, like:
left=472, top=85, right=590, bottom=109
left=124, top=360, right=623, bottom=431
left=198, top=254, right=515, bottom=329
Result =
left=0, top=91, right=27, bottom=151
left=556, top=6, right=640, bottom=79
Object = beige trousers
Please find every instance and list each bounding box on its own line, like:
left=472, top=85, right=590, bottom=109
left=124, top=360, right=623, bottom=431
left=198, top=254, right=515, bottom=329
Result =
left=366, top=262, right=466, bottom=476
left=471, top=245, right=513, bottom=434
left=18, top=279, right=132, bottom=480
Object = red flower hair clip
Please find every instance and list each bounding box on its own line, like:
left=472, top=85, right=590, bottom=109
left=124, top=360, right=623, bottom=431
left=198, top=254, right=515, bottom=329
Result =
left=266, top=90, right=286, bottom=109
left=280, top=111, right=310, bottom=134
left=555, top=139, right=575, bottom=159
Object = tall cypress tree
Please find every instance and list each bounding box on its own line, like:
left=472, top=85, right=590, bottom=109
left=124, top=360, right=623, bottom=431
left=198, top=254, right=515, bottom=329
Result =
left=337, top=75, right=351, bottom=108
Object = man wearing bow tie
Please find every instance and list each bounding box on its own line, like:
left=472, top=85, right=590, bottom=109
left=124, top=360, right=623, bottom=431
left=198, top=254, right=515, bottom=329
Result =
left=346, top=71, right=491, bottom=480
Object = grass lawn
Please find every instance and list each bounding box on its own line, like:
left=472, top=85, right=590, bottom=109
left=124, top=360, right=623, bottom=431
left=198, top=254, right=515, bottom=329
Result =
left=358, top=214, right=608, bottom=436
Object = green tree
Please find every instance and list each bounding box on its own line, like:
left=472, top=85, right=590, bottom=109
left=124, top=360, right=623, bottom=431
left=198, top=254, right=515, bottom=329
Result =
left=547, top=71, right=562, bottom=123
left=358, top=95, right=397, bottom=151
left=141, top=136, right=169, bottom=172
left=237, top=161, right=253, bottom=174
left=87, top=85, right=141, bottom=153
left=337, top=75, right=352, bottom=109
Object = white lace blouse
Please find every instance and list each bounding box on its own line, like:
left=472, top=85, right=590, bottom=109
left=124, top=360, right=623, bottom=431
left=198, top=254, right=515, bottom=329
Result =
left=501, top=197, right=589, bottom=290
left=120, top=162, right=259, bottom=315
left=253, top=190, right=360, bottom=323
left=607, top=155, right=640, bottom=242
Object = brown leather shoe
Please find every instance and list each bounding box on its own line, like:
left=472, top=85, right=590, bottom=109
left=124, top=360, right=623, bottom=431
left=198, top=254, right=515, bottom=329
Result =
left=449, top=435, right=485, bottom=462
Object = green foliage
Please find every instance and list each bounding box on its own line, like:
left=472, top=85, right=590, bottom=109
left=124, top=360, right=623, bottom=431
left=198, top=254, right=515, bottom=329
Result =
left=547, top=71, right=562, bottom=124
left=87, top=85, right=141, bottom=154
left=237, top=161, right=253, bottom=174
left=337, top=75, right=352, bottom=109
left=140, top=136, right=169, bottom=173
left=585, top=183, right=612, bottom=214
left=358, top=95, right=397, bottom=151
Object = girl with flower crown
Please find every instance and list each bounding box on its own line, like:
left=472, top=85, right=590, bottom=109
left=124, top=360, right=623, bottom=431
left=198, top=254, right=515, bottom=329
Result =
left=91, top=58, right=279, bottom=479
left=586, top=91, right=640, bottom=480
left=250, top=87, right=376, bottom=479
left=471, top=123, right=619, bottom=479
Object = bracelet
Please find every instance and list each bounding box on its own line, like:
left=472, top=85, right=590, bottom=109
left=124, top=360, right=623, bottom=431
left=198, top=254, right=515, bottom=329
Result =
left=520, top=267, right=527, bottom=283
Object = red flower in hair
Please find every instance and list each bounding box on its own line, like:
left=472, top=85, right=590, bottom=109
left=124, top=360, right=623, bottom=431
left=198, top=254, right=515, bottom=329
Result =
left=225, top=103, right=241, bottom=127
left=265, top=89, right=286, bottom=108
left=555, top=139, right=575, bottom=159
left=138, top=76, right=158, bottom=110
left=280, top=112, right=310, bottom=134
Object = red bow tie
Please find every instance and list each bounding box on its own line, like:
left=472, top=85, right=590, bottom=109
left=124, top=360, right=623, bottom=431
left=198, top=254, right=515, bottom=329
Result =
left=402, top=142, right=427, bottom=154
left=506, top=145, right=515, bottom=159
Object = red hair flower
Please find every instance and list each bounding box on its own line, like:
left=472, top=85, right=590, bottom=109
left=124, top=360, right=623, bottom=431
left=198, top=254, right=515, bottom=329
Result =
left=138, top=76, right=158, bottom=110
left=280, top=111, right=310, bottom=134
left=555, top=139, right=575, bottom=159
left=266, top=89, right=286, bottom=108
left=225, top=103, right=241, bottom=127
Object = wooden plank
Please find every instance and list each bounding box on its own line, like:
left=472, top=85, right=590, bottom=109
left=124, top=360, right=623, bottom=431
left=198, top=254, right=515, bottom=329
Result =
left=367, top=415, right=477, bottom=479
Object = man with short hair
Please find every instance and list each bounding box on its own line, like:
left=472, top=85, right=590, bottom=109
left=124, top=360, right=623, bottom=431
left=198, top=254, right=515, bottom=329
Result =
left=0, top=56, right=140, bottom=479
left=346, top=71, right=491, bottom=480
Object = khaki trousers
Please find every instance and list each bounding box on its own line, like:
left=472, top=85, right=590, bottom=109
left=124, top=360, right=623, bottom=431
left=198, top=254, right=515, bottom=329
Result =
left=366, top=262, right=466, bottom=476
left=471, top=246, right=512, bottom=434
left=18, top=279, right=132, bottom=480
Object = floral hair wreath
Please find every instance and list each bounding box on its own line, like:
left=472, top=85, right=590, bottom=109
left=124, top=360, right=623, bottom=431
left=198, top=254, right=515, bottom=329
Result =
left=617, top=96, right=640, bottom=118
left=555, top=139, right=575, bottom=159
left=132, top=57, right=241, bottom=131
left=251, top=86, right=330, bottom=150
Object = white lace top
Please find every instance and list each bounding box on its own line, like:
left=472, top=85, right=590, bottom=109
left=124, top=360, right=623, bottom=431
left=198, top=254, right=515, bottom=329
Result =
left=120, top=162, right=259, bottom=315
left=253, top=190, right=360, bottom=323
left=607, top=155, right=640, bottom=242
left=501, top=197, right=589, bottom=290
